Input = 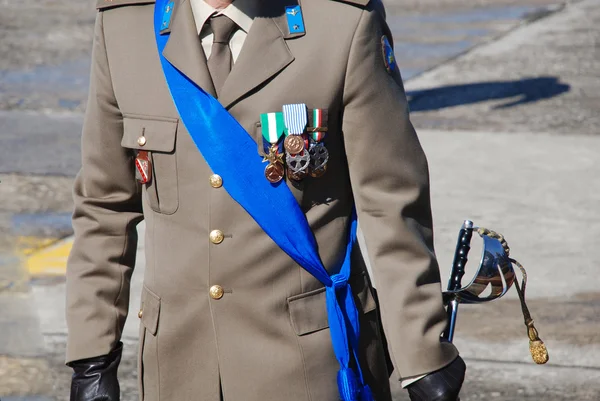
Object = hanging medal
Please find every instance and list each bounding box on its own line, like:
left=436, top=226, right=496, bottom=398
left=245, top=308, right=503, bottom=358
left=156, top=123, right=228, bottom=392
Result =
left=260, top=112, right=287, bottom=183
left=286, top=151, right=311, bottom=181
left=282, top=103, right=308, bottom=155
left=135, top=150, right=152, bottom=184
left=283, top=103, right=309, bottom=180
left=308, top=108, right=329, bottom=177
left=308, top=143, right=328, bottom=177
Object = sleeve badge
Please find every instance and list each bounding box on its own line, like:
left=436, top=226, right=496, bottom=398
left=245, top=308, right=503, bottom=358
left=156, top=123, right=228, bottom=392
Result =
left=381, top=35, right=397, bottom=74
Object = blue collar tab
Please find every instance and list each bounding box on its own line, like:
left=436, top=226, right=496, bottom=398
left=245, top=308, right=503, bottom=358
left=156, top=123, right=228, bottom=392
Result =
left=160, top=0, right=175, bottom=34
left=285, top=5, right=306, bottom=34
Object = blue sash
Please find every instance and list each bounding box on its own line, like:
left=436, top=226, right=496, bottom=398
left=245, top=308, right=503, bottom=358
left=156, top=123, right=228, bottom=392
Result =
left=154, top=3, right=373, bottom=400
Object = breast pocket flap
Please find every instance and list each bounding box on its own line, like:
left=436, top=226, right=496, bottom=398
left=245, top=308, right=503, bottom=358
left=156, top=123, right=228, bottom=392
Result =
left=121, top=115, right=178, bottom=152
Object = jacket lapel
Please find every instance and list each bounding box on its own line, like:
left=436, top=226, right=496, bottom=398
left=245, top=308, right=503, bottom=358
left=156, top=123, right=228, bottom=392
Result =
left=162, top=0, right=217, bottom=97
left=218, top=7, right=296, bottom=109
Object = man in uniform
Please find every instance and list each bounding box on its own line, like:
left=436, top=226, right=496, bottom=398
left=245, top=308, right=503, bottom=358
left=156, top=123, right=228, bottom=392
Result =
left=66, top=0, right=466, bottom=400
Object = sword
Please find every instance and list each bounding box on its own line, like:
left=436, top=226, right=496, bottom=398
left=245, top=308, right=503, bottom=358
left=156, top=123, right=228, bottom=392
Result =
left=442, top=220, right=474, bottom=342
left=440, top=220, right=549, bottom=364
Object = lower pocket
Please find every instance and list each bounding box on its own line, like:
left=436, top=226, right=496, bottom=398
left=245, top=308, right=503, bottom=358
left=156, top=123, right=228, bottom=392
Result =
left=139, top=286, right=161, bottom=401
left=287, top=272, right=377, bottom=336
left=137, top=322, right=146, bottom=401
left=141, top=328, right=159, bottom=401
left=286, top=274, right=391, bottom=399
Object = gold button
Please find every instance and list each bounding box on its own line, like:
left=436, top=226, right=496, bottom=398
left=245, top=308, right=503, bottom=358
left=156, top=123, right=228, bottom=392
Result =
left=209, top=285, right=224, bottom=300
left=209, top=229, right=224, bottom=244
left=138, top=310, right=143, bottom=319
left=209, top=174, right=223, bottom=188
left=137, top=136, right=147, bottom=146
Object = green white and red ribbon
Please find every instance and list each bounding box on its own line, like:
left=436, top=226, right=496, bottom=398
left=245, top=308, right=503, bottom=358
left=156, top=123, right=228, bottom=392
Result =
left=311, top=108, right=327, bottom=142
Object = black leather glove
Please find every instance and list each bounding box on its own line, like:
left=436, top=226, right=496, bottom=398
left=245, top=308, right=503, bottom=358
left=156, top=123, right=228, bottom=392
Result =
left=68, top=342, right=123, bottom=401
left=406, top=355, right=466, bottom=401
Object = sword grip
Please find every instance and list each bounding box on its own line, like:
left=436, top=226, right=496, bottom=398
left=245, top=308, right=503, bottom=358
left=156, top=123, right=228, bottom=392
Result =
left=442, top=220, right=474, bottom=342
left=447, top=220, right=474, bottom=292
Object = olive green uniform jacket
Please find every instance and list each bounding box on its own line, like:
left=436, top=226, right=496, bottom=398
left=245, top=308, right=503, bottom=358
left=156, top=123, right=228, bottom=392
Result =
left=66, top=0, right=458, bottom=400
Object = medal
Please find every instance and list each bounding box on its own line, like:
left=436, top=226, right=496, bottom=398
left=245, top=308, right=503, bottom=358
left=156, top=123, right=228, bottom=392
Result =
left=260, top=112, right=287, bottom=183
left=263, top=138, right=284, bottom=156
left=135, top=150, right=152, bottom=184
left=309, top=142, right=329, bottom=177
left=286, top=151, right=310, bottom=180
left=265, top=161, right=285, bottom=183
left=284, top=135, right=305, bottom=154
left=263, top=144, right=285, bottom=184
left=263, top=143, right=284, bottom=164
left=282, top=103, right=308, bottom=158
left=306, top=109, right=329, bottom=178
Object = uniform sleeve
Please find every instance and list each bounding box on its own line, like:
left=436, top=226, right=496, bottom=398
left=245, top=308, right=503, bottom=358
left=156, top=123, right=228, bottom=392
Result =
left=341, top=3, right=458, bottom=379
left=65, top=11, right=143, bottom=363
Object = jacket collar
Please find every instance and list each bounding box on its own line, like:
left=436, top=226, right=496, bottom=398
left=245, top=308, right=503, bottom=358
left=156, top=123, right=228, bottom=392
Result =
left=161, top=0, right=302, bottom=108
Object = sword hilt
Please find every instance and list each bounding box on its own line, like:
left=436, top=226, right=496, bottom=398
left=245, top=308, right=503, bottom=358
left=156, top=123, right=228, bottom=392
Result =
left=442, top=220, right=474, bottom=342
left=448, top=220, right=474, bottom=292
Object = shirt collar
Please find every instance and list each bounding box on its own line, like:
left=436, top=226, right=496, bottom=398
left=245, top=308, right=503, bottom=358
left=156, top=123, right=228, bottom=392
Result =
left=190, top=0, right=257, bottom=36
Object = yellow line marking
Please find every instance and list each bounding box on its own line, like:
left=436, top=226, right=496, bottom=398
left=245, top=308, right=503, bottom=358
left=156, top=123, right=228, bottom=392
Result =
left=21, top=237, right=73, bottom=276
left=16, top=236, right=59, bottom=256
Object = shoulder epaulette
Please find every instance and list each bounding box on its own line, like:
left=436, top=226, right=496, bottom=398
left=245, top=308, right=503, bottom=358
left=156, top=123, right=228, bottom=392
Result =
left=97, top=0, right=155, bottom=11
left=329, top=0, right=370, bottom=7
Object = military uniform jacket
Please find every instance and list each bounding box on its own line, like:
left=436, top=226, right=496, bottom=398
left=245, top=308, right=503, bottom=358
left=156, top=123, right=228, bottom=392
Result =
left=66, top=0, right=458, bottom=400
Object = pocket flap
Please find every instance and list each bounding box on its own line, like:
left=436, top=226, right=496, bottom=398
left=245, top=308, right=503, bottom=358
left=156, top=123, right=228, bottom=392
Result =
left=288, top=287, right=328, bottom=336
left=287, top=272, right=377, bottom=336
left=121, top=115, right=178, bottom=152
left=140, top=285, right=161, bottom=336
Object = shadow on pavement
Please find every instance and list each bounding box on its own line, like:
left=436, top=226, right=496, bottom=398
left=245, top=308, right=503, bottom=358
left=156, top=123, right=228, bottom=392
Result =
left=407, top=76, right=570, bottom=111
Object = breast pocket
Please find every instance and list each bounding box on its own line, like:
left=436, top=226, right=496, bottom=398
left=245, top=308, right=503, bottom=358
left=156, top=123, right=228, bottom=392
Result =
left=121, top=114, right=179, bottom=215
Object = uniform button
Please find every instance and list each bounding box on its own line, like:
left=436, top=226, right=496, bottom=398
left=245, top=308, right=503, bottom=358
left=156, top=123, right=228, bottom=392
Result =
left=209, top=285, right=224, bottom=300
left=138, top=309, right=143, bottom=319
left=209, top=229, right=224, bottom=244
left=137, top=136, right=147, bottom=146
left=209, top=174, right=223, bottom=188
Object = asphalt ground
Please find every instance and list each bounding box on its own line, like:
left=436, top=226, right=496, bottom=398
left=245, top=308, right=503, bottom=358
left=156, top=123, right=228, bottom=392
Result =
left=1, top=0, right=599, bottom=399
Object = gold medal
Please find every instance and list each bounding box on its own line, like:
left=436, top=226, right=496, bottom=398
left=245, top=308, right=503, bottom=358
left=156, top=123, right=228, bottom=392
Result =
left=284, top=135, right=305, bottom=154
left=265, top=162, right=285, bottom=183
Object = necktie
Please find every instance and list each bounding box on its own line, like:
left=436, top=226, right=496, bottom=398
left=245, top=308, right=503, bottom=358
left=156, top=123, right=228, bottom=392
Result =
left=207, top=14, right=239, bottom=97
